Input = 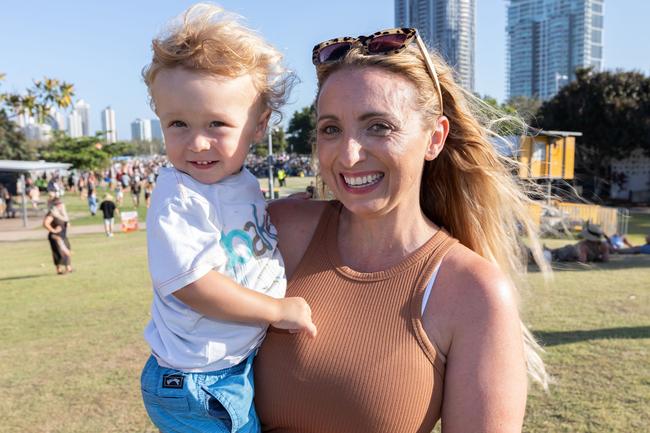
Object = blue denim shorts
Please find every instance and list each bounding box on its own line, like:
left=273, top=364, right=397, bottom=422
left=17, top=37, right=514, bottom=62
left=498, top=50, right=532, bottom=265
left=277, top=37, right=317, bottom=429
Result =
left=140, top=353, right=260, bottom=433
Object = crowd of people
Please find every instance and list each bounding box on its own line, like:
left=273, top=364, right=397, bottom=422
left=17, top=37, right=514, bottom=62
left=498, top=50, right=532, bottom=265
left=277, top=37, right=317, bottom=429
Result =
left=246, top=153, right=314, bottom=178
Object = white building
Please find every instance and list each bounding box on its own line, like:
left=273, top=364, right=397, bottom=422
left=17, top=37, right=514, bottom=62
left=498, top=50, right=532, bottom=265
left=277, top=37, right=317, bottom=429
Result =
left=48, top=109, right=66, bottom=131
left=395, top=0, right=475, bottom=91
left=151, top=118, right=163, bottom=142
left=101, top=106, right=117, bottom=143
left=74, top=99, right=91, bottom=136
left=68, top=110, right=83, bottom=138
left=131, top=118, right=152, bottom=141
left=610, top=150, right=650, bottom=203
left=16, top=112, right=35, bottom=128
left=23, top=123, right=53, bottom=142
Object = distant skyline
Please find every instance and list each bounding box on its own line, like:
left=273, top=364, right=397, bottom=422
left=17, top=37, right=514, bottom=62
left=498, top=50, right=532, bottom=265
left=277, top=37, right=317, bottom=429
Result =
left=2, top=1, right=649, bottom=140
left=396, top=0, right=476, bottom=91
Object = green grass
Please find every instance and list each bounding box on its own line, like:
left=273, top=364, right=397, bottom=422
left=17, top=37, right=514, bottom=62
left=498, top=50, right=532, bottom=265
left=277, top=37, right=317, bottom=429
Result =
left=1, top=210, right=649, bottom=432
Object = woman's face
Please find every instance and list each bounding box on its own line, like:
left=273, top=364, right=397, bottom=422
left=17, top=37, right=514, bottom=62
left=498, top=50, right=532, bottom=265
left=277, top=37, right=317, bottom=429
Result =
left=316, top=66, right=445, bottom=219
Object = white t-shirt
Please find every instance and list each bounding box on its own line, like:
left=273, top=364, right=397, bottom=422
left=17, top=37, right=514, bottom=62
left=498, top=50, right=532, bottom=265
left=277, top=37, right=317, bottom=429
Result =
left=144, top=167, right=286, bottom=372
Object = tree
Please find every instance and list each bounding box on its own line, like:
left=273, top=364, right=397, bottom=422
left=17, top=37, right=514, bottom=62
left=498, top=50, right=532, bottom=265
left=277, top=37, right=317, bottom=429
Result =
left=477, top=94, right=525, bottom=136
left=506, top=95, right=542, bottom=124
left=1, top=74, right=74, bottom=123
left=41, top=131, right=135, bottom=170
left=0, top=110, right=33, bottom=160
left=287, top=105, right=315, bottom=155
left=0, top=73, right=76, bottom=160
left=536, top=68, right=650, bottom=186
left=252, top=127, right=287, bottom=157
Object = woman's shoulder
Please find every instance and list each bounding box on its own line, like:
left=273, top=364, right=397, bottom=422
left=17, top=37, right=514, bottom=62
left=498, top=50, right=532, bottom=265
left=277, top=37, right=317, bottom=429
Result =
left=424, top=242, right=520, bottom=351
left=268, top=198, right=330, bottom=228
left=268, top=199, right=332, bottom=277
left=440, top=243, right=509, bottom=287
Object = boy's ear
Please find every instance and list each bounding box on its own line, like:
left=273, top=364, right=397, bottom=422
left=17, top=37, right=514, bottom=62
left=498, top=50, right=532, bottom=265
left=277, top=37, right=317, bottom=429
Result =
left=254, top=109, right=273, bottom=143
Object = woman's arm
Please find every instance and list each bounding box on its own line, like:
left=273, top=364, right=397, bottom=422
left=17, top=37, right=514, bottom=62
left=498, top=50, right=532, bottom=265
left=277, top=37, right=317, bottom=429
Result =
left=42, top=214, right=60, bottom=233
left=424, top=248, right=528, bottom=433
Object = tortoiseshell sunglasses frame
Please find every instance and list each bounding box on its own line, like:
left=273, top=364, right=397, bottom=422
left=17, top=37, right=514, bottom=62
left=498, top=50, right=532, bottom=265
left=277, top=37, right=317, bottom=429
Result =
left=312, top=27, right=444, bottom=114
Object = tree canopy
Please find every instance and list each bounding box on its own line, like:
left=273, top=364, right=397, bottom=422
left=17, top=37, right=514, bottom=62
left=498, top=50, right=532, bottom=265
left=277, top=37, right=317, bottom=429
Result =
left=0, top=73, right=76, bottom=161
left=0, top=110, right=32, bottom=160
left=40, top=131, right=134, bottom=170
left=287, top=105, right=315, bottom=155
left=536, top=68, right=650, bottom=176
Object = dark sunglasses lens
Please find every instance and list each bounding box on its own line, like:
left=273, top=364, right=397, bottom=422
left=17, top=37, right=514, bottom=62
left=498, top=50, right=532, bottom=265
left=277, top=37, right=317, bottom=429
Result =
left=318, top=42, right=353, bottom=63
left=367, top=34, right=409, bottom=53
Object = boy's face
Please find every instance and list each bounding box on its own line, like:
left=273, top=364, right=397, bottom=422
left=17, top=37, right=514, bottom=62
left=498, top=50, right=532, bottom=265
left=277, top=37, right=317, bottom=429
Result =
left=151, top=67, right=269, bottom=184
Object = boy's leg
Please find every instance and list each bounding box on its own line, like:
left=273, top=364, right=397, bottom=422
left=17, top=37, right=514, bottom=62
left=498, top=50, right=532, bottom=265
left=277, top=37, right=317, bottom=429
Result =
left=141, top=355, right=260, bottom=433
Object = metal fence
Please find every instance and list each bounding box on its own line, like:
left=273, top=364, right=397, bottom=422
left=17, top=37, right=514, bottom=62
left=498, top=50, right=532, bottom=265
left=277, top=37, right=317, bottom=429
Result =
left=528, top=201, right=630, bottom=236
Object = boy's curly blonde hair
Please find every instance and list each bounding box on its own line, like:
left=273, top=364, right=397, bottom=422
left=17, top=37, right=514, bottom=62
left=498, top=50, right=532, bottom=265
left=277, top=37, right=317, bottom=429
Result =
left=142, top=3, right=295, bottom=121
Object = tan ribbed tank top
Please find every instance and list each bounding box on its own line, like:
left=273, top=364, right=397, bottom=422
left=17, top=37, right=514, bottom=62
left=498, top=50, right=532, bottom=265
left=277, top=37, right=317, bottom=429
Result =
left=255, top=201, right=458, bottom=433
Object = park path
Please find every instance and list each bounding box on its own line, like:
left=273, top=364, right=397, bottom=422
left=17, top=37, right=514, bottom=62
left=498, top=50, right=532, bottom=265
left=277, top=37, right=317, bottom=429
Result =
left=0, top=219, right=146, bottom=242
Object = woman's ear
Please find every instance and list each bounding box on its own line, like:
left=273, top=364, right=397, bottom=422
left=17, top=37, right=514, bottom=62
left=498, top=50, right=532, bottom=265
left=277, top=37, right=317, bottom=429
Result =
left=425, top=115, right=449, bottom=161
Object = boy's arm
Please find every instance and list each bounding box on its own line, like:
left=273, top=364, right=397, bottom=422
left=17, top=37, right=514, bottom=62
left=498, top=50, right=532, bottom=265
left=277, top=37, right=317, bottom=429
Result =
left=173, top=270, right=317, bottom=337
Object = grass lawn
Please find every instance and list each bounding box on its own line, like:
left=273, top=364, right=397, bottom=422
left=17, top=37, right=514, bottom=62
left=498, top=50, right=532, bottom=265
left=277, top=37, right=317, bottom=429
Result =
left=1, top=208, right=648, bottom=432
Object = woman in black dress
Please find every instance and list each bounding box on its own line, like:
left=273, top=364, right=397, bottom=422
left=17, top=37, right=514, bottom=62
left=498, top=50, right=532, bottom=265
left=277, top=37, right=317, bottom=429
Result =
left=43, top=198, right=72, bottom=274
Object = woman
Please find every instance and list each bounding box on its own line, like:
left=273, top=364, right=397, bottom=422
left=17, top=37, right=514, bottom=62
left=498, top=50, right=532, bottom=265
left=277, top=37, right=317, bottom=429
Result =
left=547, top=223, right=609, bottom=263
left=255, top=28, right=548, bottom=432
left=43, top=198, right=72, bottom=274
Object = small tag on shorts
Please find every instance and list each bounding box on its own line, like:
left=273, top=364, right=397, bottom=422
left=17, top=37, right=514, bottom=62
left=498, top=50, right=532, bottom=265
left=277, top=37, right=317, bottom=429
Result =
left=162, top=374, right=184, bottom=389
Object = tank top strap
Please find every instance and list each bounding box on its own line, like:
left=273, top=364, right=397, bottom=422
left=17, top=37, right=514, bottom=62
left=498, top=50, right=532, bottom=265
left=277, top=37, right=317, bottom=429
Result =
left=410, top=229, right=458, bottom=375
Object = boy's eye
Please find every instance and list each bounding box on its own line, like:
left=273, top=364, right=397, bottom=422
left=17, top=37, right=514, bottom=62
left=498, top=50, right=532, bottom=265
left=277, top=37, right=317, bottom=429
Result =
left=209, top=120, right=226, bottom=128
left=169, top=120, right=187, bottom=128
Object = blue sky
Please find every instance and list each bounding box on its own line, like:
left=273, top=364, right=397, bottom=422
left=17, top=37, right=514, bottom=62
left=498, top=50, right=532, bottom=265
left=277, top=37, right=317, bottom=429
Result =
left=1, top=0, right=648, bottom=140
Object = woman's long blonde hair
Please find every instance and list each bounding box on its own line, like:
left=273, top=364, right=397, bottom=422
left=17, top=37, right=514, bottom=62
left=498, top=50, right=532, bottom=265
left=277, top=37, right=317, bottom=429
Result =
left=315, top=44, right=550, bottom=389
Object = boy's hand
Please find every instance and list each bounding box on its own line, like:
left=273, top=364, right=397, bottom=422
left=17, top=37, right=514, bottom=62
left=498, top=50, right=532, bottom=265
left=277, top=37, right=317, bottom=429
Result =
left=272, top=297, right=317, bottom=338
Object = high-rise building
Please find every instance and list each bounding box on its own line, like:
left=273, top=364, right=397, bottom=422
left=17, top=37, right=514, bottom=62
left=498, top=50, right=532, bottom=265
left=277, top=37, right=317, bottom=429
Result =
left=151, top=119, right=163, bottom=142
left=47, top=108, right=66, bottom=131
left=507, top=0, right=604, bottom=100
left=131, top=118, right=152, bottom=142
left=74, top=99, right=91, bottom=136
left=16, top=112, right=34, bottom=128
left=23, top=123, right=53, bottom=142
left=101, top=106, right=117, bottom=143
left=395, top=0, right=475, bottom=91
left=68, top=110, right=83, bottom=138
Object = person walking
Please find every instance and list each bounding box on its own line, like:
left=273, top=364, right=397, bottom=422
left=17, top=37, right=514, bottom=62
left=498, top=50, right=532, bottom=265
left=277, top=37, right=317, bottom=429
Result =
left=43, top=198, right=72, bottom=274
left=99, top=193, right=119, bottom=237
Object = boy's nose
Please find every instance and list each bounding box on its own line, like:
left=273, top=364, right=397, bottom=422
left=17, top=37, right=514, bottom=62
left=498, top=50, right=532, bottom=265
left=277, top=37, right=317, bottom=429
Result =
left=188, top=134, right=211, bottom=152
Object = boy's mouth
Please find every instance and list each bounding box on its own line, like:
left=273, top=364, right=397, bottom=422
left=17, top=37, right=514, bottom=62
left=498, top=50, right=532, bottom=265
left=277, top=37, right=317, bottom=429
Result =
left=188, top=160, right=218, bottom=169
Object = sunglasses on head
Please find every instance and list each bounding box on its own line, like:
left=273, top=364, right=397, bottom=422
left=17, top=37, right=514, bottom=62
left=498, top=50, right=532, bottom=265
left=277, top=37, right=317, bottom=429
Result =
left=312, top=27, right=444, bottom=114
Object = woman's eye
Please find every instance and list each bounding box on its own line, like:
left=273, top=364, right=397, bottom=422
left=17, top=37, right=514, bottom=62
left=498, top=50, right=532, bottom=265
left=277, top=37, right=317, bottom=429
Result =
left=369, top=123, right=392, bottom=135
left=169, top=120, right=186, bottom=128
left=320, top=125, right=340, bottom=135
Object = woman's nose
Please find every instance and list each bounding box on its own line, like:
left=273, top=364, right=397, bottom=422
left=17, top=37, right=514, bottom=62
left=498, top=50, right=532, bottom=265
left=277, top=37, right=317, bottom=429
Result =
left=338, top=136, right=365, bottom=167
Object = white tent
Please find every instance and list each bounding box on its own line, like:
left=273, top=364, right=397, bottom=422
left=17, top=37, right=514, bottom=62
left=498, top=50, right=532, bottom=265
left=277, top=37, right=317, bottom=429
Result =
left=0, top=160, right=72, bottom=227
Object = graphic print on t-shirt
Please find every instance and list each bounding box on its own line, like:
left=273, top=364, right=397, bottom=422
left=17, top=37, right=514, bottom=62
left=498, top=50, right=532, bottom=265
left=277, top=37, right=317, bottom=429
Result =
left=220, top=204, right=278, bottom=270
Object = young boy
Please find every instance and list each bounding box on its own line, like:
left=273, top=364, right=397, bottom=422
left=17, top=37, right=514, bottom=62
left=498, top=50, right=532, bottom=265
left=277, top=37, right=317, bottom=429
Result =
left=98, top=193, right=118, bottom=237
left=140, top=5, right=316, bottom=433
